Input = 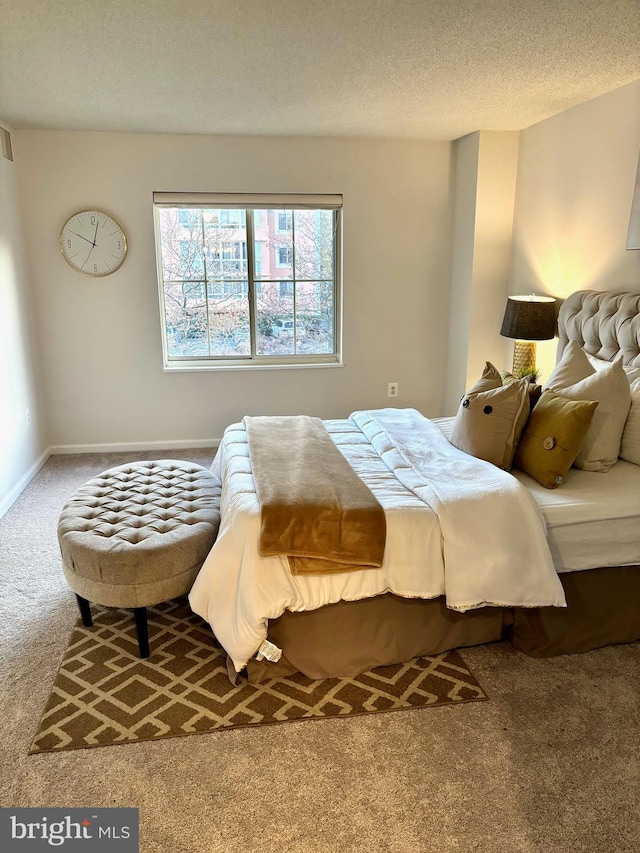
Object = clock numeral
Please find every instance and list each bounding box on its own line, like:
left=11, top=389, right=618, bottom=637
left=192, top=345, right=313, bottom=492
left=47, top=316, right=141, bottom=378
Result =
left=67, top=239, right=71, bottom=248
left=117, top=241, right=121, bottom=249
left=94, top=264, right=98, bottom=273
left=90, top=215, right=96, bottom=225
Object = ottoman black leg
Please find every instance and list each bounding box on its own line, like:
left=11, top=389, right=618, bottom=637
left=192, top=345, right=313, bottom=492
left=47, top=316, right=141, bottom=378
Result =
left=134, top=607, right=150, bottom=658
left=75, top=594, right=93, bottom=627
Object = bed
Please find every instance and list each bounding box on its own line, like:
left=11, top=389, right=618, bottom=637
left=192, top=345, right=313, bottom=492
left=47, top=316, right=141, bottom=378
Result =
left=189, top=289, right=640, bottom=681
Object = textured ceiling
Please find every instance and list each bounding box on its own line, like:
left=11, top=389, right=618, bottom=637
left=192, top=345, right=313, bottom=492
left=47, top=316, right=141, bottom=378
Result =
left=1, top=0, right=639, bottom=140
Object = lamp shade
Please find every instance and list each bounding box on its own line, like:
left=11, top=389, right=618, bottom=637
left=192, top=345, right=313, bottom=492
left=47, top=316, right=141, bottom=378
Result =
left=500, top=295, right=556, bottom=341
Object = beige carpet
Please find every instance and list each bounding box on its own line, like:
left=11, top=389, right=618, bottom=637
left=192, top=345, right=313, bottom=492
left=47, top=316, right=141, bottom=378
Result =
left=1, top=450, right=639, bottom=853
left=31, top=599, right=486, bottom=753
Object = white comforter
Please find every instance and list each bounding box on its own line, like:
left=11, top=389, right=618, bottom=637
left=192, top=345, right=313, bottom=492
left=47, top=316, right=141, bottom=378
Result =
left=189, top=408, right=566, bottom=672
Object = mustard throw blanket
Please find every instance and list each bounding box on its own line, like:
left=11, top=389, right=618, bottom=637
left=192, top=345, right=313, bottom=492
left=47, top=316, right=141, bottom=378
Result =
left=244, top=415, right=386, bottom=575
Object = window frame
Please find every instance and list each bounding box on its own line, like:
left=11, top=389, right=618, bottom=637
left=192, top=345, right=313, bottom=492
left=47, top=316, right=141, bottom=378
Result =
left=153, top=194, right=342, bottom=371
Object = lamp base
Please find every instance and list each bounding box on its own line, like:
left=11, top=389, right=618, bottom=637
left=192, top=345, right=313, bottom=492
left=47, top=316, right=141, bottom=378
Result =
left=512, top=341, right=537, bottom=377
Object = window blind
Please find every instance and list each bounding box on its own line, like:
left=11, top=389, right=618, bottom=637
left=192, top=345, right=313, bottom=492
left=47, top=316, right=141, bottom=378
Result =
left=153, top=192, right=343, bottom=210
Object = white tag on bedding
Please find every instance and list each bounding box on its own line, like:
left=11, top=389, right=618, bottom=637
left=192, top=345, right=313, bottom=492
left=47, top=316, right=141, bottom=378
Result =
left=256, top=640, right=282, bottom=663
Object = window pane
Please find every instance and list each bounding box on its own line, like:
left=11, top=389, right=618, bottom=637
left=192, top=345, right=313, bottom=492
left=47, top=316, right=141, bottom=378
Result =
left=164, top=282, right=209, bottom=357
left=203, top=210, right=248, bottom=279
left=208, top=282, right=250, bottom=356
left=254, top=209, right=293, bottom=280
left=255, top=281, right=295, bottom=355
left=296, top=282, right=334, bottom=354
left=294, top=210, right=334, bottom=281
left=158, top=208, right=204, bottom=281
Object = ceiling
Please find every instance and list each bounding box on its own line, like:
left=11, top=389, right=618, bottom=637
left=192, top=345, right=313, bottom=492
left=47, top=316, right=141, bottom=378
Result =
left=1, top=0, right=639, bottom=141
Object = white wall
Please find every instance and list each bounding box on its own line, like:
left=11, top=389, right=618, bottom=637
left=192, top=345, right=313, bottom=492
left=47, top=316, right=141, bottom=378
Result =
left=467, top=132, right=520, bottom=384
left=511, top=78, right=640, bottom=379
left=0, top=122, right=48, bottom=515
left=15, top=132, right=452, bottom=448
left=444, top=131, right=519, bottom=413
left=445, top=133, right=478, bottom=414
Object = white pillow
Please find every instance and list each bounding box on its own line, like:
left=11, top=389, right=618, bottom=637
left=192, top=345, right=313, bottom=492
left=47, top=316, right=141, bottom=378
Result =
left=586, top=353, right=640, bottom=384
left=620, top=379, right=640, bottom=465
left=547, top=351, right=631, bottom=472
left=547, top=340, right=595, bottom=388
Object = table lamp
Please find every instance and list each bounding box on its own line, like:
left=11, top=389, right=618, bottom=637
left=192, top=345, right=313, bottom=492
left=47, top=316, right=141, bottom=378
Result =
left=500, top=294, right=556, bottom=376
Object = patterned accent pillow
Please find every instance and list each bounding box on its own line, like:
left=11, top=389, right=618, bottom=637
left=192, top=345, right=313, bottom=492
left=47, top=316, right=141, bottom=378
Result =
left=513, top=390, right=598, bottom=489
left=450, top=363, right=530, bottom=470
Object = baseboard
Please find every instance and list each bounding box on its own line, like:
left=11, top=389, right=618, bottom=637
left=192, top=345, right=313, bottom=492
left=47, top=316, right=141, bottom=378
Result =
left=49, top=438, right=221, bottom=455
left=0, top=446, right=52, bottom=520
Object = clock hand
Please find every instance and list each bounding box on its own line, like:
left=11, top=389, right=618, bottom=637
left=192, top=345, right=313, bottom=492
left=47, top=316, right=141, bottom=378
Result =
left=68, top=229, right=96, bottom=246
left=81, top=243, right=95, bottom=269
left=93, top=221, right=99, bottom=246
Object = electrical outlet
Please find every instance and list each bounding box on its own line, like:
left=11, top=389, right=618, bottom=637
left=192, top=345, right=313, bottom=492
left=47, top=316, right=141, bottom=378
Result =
left=387, top=382, right=399, bottom=398
left=25, top=408, right=31, bottom=426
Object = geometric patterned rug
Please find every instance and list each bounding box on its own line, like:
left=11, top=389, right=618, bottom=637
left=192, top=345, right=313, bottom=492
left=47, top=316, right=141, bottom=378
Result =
left=31, top=598, right=487, bottom=754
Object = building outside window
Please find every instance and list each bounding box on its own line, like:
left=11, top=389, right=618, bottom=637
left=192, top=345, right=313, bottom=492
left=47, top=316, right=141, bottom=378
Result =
left=276, top=211, right=292, bottom=232
left=154, top=194, right=342, bottom=367
left=218, top=209, right=246, bottom=228
left=277, top=247, right=292, bottom=267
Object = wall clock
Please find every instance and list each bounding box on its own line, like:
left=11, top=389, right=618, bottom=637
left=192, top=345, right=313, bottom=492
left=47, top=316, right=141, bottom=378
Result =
left=60, top=210, right=128, bottom=276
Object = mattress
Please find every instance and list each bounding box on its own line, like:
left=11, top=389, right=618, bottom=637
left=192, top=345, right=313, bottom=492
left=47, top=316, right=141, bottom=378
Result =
left=433, top=417, right=640, bottom=573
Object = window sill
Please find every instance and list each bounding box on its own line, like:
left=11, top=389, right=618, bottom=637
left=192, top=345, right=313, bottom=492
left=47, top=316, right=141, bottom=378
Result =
left=162, top=358, right=343, bottom=373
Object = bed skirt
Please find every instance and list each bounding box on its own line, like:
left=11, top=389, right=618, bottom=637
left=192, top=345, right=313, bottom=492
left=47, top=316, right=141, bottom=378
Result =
left=242, top=564, right=640, bottom=682
left=244, top=594, right=506, bottom=682
left=510, top=564, right=640, bottom=657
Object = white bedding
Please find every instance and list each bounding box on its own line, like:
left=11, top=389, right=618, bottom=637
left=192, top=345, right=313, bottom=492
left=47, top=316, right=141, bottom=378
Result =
left=434, top=416, right=640, bottom=573
left=189, top=408, right=565, bottom=673
left=514, top=462, right=640, bottom=572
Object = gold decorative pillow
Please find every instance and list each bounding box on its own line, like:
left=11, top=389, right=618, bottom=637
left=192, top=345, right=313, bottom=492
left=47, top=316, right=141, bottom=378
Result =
left=513, top=390, right=598, bottom=489
left=450, top=363, right=530, bottom=470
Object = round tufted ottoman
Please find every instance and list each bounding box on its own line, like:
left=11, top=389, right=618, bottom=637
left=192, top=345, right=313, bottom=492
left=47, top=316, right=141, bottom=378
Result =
left=58, top=459, right=221, bottom=657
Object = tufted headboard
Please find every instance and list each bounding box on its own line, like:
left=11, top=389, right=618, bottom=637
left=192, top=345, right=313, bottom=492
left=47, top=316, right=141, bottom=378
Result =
left=557, top=290, right=640, bottom=369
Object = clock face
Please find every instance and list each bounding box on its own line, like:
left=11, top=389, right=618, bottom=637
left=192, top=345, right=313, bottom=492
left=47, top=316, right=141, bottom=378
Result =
left=60, top=210, right=127, bottom=276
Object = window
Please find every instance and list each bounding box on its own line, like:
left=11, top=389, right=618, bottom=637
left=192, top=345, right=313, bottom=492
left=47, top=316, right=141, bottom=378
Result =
left=277, top=247, right=292, bottom=266
left=218, top=209, right=246, bottom=229
left=276, top=211, right=292, bottom=232
left=154, top=193, right=342, bottom=368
